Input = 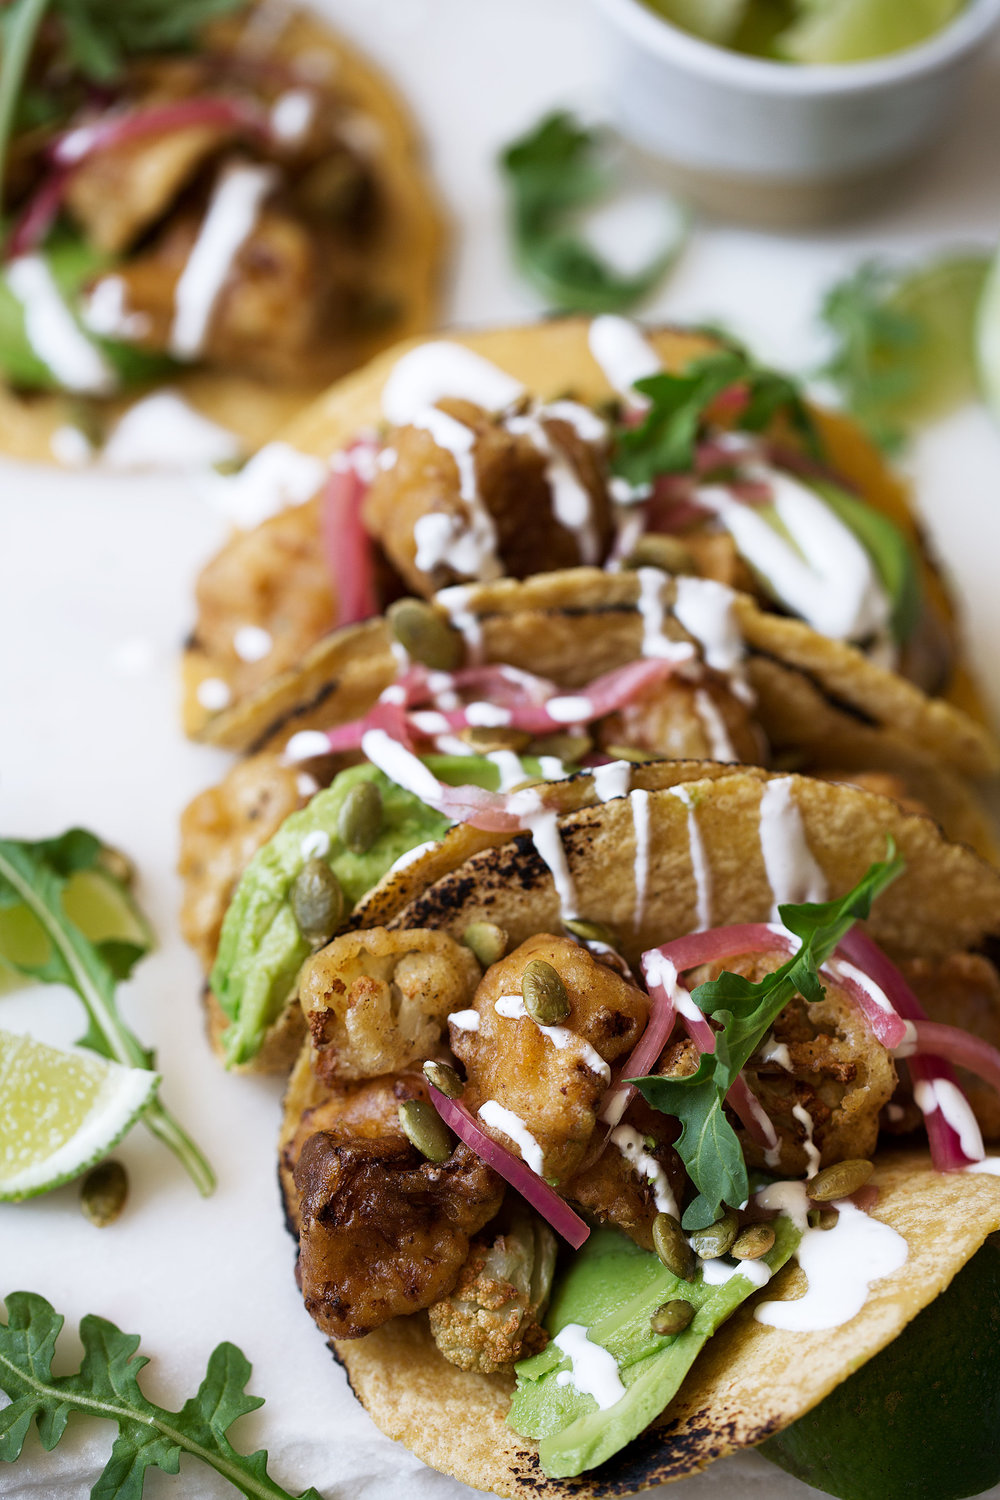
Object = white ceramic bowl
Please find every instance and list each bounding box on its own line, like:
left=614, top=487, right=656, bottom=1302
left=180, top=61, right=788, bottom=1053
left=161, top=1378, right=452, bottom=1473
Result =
left=589, top=0, right=1000, bottom=222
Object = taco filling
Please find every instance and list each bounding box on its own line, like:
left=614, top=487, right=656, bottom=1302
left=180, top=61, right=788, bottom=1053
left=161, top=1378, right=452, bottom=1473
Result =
left=277, top=768, right=1000, bottom=1494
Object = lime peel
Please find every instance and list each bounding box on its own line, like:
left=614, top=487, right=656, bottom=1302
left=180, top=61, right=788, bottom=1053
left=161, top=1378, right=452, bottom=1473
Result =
left=0, top=1029, right=158, bottom=1200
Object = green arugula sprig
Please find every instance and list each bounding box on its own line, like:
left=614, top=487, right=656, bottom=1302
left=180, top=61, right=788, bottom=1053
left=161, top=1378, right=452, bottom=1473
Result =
left=819, top=263, right=923, bottom=454
left=0, top=830, right=214, bottom=1195
left=500, top=111, right=686, bottom=315
left=632, top=848, right=903, bottom=1231
left=612, top=348, right=819, bottom=488
left=0, top=1291, right=321, bottom=1499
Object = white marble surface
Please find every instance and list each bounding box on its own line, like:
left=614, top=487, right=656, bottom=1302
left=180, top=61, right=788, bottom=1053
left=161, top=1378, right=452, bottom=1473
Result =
left=2, top=3, right=1000, bottom=1497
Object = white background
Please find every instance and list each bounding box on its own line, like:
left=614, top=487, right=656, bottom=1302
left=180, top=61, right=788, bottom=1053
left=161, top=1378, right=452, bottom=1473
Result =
left=3, top=2, right=1000, bottom=1496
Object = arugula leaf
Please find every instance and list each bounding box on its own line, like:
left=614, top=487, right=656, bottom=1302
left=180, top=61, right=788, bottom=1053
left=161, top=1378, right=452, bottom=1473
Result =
left=612, top=348, right=819, bottom=487
left=500, top=111, right=685, bottom=315
left=632, top=847, right=903, bottom=1230
left=0, top=1290, right=321, bottom=1499
left=0, top=832, right=215, bottom=1196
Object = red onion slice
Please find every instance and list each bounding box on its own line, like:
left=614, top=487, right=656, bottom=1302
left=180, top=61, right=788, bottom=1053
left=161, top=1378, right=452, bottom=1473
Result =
left=322, top=442, right=379, bottom=628
left=427, top=1083, right=590, bottom=1249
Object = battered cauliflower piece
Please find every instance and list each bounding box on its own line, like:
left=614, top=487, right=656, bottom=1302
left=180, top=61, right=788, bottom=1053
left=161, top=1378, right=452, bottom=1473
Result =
left=293, top=1111, right=504, bottom=1339
left=428, top=1205, right=557, bottom=1374
left=179, top=752, right=305, bottom=968
left=452, top=934, right=648, bottom=1185
left=301, top=926, right=481, bottom=1083
left=362, top=397, right=614, bottom=596
left=657, top=947, right=897, bottom=1178
left=899, top=952, right=1000, bottom=1140
left=597, top=669, right=767, bottom=765
left=564, top=1097, right=686, bottom=1252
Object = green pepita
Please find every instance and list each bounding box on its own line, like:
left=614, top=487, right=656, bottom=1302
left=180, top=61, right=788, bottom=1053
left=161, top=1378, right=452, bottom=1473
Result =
left=521, top=959, right=570, bottom=1025
left=388, top=598, right=463, bottom=670
left=563, top=917, right=618, bottom=948
left=80, top=1159, right=128, bottom=1228
left=422, top=1060, right=463, bottom=1099
left=623, top=534, right=697, bottom=576
left=529, top=732, right=592, bottom=762
left=462, top=921, right=508, bottom=967
left=338, top=780, right=383, bottom=855
left=689, top=1209, right=739, bottom=1260
left=290, top=858, right=345, bottom=947
left=398, top=1099, right=452, bottom=1163
left=650, top=1299, right=695, bottom=1337
left=459, top=726, right=533, bottom=754
left=808, top=1206, right=840, bottom=1231
left=602, top=744, right=660, bottom=764
left=652, top=1212, right=696, bottom=1281
left=810, top=1158, right=874, bottom=1202
left=732, top=1223, right=776, bottom=1260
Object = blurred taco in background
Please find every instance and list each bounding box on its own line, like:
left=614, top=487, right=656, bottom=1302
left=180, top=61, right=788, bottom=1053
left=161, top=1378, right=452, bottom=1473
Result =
left=178, top=565, right=999, bottom=1074
left=182, top=315, right=980, bottom=739
left=0, top=0, right=442, bottom=464
left=275, top=765, right=1000, bottom=1496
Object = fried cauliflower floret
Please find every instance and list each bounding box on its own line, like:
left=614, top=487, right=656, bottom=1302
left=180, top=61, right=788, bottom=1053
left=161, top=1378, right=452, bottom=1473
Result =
left=179, top=752, right=304, bottom=968
left=293, top=1123, right=504, bottom=1339
left=899, top=952, right=1000, bottom=1140
left=188, top=495, right=332, bottom=711
left=301, top=926, right=481, bottom=1084
left=656, top=948, right=897, bottom=1178
left=452, top=934, right=648, bottom=1185
left=428, top=1205, right=556, bottom=1374
left=362, top=397, right=614, bottom=596
left=563, top=1097, right=686, bottom=1252
left=596, top=669, right=767, bottom=765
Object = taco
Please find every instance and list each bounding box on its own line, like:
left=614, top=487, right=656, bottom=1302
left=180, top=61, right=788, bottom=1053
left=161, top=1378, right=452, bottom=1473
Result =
left=0, top=0, right=442, bottom=464
left=181, top=315, right=981, bottom=741
left=276, top=766, right=1000, bottom=1498
left=178, top=563, right=999, bottom=1072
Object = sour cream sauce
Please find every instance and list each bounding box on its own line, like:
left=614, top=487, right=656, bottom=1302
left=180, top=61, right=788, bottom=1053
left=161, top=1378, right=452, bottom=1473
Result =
left=553, top=1323, right=627, bottom=1410
left=758, top=778, right=827, bottom=918
left=755, top=1198, right=908, bottom=1332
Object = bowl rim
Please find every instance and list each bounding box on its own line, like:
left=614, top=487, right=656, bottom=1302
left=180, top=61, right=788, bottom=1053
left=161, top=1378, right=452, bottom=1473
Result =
left=590, top=0, right=1000, bottom=94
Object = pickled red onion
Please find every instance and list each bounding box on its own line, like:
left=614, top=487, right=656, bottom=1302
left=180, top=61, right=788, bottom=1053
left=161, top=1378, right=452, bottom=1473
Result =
left=323, top=442, right=379, bottom=628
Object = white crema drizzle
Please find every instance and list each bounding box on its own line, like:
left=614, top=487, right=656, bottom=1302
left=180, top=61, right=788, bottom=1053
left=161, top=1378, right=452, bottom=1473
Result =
left=630, top=788, right=651, bottom=932
left=478, top=1100, right=545, bottom=1175
left=6, top=255, right=115, bottom=394
left=588, top=315, right=661, bottom=405
left=610, top=1124, right=677, bottom=1215
left=667, top=786, right=711, bottom=931
left=171, top=164, right=276, bottom=359
left=755, top=1198, right=908, bottom=1332
left=494, top=994, right=611, bottom=1082
left=553, top=1324, right=627, bottom=1410
left=757, top=778, right=827, bottom=919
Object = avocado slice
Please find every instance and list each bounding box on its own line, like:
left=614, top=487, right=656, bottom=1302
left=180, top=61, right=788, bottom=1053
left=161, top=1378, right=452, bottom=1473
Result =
left=761, top=1233, right=1000, bottom=1500
left=509, top=1218, right=800, bottom=1477
left=211, top=754, right=551, bottom=1067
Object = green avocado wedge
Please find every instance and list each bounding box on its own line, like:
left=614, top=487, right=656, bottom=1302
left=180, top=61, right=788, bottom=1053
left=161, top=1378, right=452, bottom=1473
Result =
left=760, top=1233, right=1000, bottom=1500
left=211, top=754, right=558, bottom=1067
left=508, top=1218, right=800, bottom=1479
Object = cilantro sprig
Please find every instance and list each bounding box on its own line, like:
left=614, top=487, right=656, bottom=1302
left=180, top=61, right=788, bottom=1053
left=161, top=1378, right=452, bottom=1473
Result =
left=632, top=848, right=903, bottom=1230
left=0, top=830, right=214, bottom=1196
left=500, top=111, right=685, bottom=315
left=612, top=347, right=819, bottom=488
left=0, top=1290, right=320, bottom=1499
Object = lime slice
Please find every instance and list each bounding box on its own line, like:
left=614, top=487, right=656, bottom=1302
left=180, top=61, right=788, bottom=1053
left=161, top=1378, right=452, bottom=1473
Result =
left=0, top=1029, right=158, bottom=1200
left=778, top=0, right=965, bottom=63
left=975, top=243, right=1000, bottom=423
left=886, top=255, right=990, bottom=424
left=644, top=0, right=749, bottom=44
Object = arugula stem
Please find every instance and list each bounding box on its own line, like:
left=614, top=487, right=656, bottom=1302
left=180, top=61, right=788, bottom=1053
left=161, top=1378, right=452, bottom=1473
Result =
left=0, top=0, right=52, bottom=237
left=142, top=1097, right=216, bottom=1197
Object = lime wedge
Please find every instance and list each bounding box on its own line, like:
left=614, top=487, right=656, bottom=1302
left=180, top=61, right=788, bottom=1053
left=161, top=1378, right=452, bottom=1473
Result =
left=975, top=244, right=1000, bottom=423
left=644, top=0, right=749, bottom=44
left=887, top=255, right=991, bottom=423
left=778, top=0, right=965, bottom=63
left=0, top=1029, right=158, bottom=1200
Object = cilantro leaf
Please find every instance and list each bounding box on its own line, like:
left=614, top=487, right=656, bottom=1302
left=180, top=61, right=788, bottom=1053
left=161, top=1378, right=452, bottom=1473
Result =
left=499, top=111, right=685, bottom=315
left=0, top=832, right=214, bottom=1196
left=612, top=348, right=818, bottom=487
left=632, top=846, right=903, bottom=1229
left=0, top=1290, right=321, bottom=1499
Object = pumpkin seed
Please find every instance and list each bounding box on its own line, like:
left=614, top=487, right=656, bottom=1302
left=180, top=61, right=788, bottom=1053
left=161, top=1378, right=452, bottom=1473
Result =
left=80, top=1159, right=128, bottom=1228
left=398, top=1099, right=452, bottom=1163
left=529, top=732, right=592, bottom=762
left=810, top=1158, right=874, bottom=1202
left=650, top=1299, right=695, bottom=1337
left=521, top=959, right=570, bottom=1025
left=603, top=744, right=659, bottom=765
left=462, top=921, right=508, bottom=967
left=563, top=917, right=618, bottom=948
left=338, top=780, right=383, bottom=855
left=624, top=535, right=696, bottom=575
left=652, top=1212, right=696, bottom=1281
left=97, top=844, right=135, bottom=887
left=732, top=1223, right=776, bottom=1260
left=422, top=1060, right=463, bottom=1099
left=291, top=859, right=345, bottom=946
left=388, top=598, right=463, bottom=670
left=808, top=1206, right=840, bottom=1231
left=689, top=1209, right=739, bottom=1260
left=459, top=725, right=532, bottom=754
